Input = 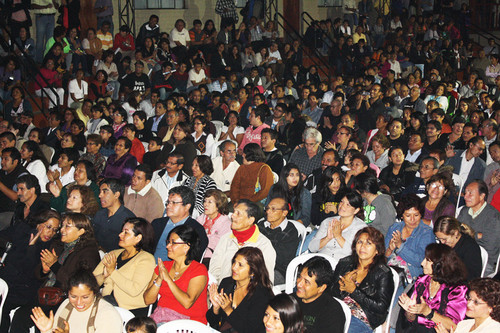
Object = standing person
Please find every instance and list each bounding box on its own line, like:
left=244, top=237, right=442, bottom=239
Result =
left=215, top=0, right=238, bottom=29
left=94, top=0, right=113, bottom=32
left=31, top=0, right=58, bottom=63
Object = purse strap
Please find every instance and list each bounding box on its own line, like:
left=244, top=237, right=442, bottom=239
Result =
left=57, top=295, right=101, bottom=333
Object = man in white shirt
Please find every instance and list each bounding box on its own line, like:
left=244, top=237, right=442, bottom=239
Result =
left=268, top=42, right=284, bottom=79
left=169, top=19, right=191, bottom=62
left=139, top=89, right=159, bottom=118
left=151, top=153, right=189, bottom=203
left=211, top=141, right=239, bottom=194
left=445, top=136, right=486, bottom=188
left=187, top=60, right=210, bottom=91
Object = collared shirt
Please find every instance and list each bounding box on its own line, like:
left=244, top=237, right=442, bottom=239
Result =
left=154, top=216, right=189, bottom=261
left=406, top=149, right=422, bottom=163
left=459, top=150, right=475, bottom=182
left=263, top=218, right=288, bottom=231
left=166, top=171, right=180, bottom=189
left=151, top=114, right=165, bottom=132
left=469, top=201, right=487, bottom=219
left=127, top=182, right=152, bottom=196
left=210, top=156, right=240, bottom=192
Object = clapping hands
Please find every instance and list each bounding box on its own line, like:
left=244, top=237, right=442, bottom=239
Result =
left=209, top=284, right=233, bottom=315
left=102, top=252, right=117, bottom=278
left=41, top=249, right=58, bottom=273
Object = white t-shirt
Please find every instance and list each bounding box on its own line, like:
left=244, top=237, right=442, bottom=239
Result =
left=187, top=68, right=207, bottom=88
left=268, top=49, right=282, bottom=65
left=67, top=79, right=88, bottom=105
left=49, top=165, right=76, bottom=188
left=221, top=126, right=245, bottom=146
left=169, top=28, right=191, bottom=48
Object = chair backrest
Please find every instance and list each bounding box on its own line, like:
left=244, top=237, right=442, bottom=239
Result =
left=479, top=246, right=488, bottom=277
left=489, top=252, right=500, bottom=278
left=211, top=120, right=224, bottom=141
left=452, top=173, right=465, bottom=214
left=0, top=278, right=8, bottom=321
left=374, top=267, right=400, bottom=333
left=288, top=220, right=307, bottom=255
left=156, top=319, right=217, bottom=333
left=284, top=253, right=338, bottom=294
left=334, top=297, right=351, bottom=333
left=114, top=306, right=134, bottom=333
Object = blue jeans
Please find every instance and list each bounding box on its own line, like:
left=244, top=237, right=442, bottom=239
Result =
left=35, top=14, right=55, bottom=63
left=348, top=316, right=372, bottom=333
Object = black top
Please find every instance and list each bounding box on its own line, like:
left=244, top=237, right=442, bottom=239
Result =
left=206, top=277, right=272, bottom=333
left=92, top=205, right=136, bottom=252
left=0, top=164, right=29, bottom=213
left=293, top=292, right=345, bottom=333
left=454, top=233, right=482, bottom=281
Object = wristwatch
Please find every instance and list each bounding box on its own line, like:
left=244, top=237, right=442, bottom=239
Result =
left=425, top=309, right=435, bottom=320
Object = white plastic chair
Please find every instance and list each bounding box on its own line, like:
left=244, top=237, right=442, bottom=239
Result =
left=288, top=220, right=308, bottom=255
left=334, top=297, right=351, bottom=333
left=374, top=267, right=400, bottom=333
left=156, top=319, right=219, bottom=332
left=114, top=306, right=134, bottom=333
left=488, top=252, right=500, bottom=278
left=479, top=246, right=489, bottom=278
left=452, top=173, right=465, bottom=214
left=0, top=278, right=8, bottom=322
left=211, top=120, right=224, bottom=142
left=284, top=253, right=338, bottom=294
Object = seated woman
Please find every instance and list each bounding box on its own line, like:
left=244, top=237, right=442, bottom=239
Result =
left=308, top=189, right=366, bottom=259
left=332, top=227, right=395, bottom=332
left=398, top=243, right=467, bottom=332
left=89, top=70, right=113, bottom=104
left=101, top=136, right=138, bottom=186
left=354, top=173, right=397, bottom=237
left=34, top=58, right=65, bottom=109
left=365, top=134, right=390, bottom=170
left=183, top=155, right=217, bottom=218
left=265, top=163, right=312, bottom=227
left=3, top=86, right=33, bottom=123
left=440, top=278, right=500, bottom=333
left=344, top=153, right=375, bottom=188
left=219, top=111, right=245, bottom=147
left=80, top=134, right=107, bottom=176
left=422, top=174, right=455, bottom=227
left=207, top=247, right=273, bottom=333
left=31, top=269, right=123, bottom=333
left=65, top=185, right=100, bottom=218
left=196, top=189, right=231, bottom=266
left=379, top=146, right=417, bottom=202
left=20, top=140, right=50, bottom=193
left=158, top=122, right=197, bottom=177
left=385, top=194, right=435, bottom=284
left=192, top=115, right=216, bottom=156
left=0, top=210, right=61, bottom=332
left=311, top=166, right=347, bottom=226
left=94, top=218, right=156, bottom=316
left=10, top=213, right=101, bottom=333
left=230, top=143, right=274, bottom=204
left=434, top=216, right=482, bottom=281
left=50, top=160, right=100, bottom=213
left=144, top=225, right=208, bottom=324
left=263, top=293, right=304, bottom=333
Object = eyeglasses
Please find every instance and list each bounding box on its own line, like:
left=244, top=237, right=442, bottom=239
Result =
left=265, top=206, right=284, bottom=212
left=429, top=183, right=445, bottom=190
left=465, top=295, right=487, bottom=306
left=166, top=161, right=179, bottom=165
left=61, top=224, right=75, bottom=229
left=166, top=200, right=183, bottom=206
left=166, top=240, right=186, bottom=246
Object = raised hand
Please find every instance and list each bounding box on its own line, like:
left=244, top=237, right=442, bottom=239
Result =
left=29, top=228, right=43, bottom=246
left=103, top=252, right=117, bottom=278
left=53, top=321, right=70, bottom=333
left=398, top=293, right=416, bottom=312
left=219, top=292, right=233, bottom=314
left=157, top=258, right=170, bottom=282
left=41, top=249, right=58, bottom=268
left=30, top=307, right=54, bottom=332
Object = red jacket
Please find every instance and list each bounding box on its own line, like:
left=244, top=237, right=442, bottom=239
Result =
left=113, top=33, right=135, bottom=51
left=130, top=137, right=145, bottom=164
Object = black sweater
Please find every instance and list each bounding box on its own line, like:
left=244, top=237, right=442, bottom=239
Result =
left=294, top=292, right=345, bottom=333
left=206, top=278, right=272, bottom=333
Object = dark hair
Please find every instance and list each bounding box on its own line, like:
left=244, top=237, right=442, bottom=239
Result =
left=76, top=160, right=97, bottom=182
left=0, top=131, right=16, bottom=143
left=424, top=243, right=467, bottom=285
left=133, top=110, right=147, bottom=122
left=341, top=189, right=365, bottom=220
left=397, top=194, right=424, bottom=219
left=125, top=317, right=157, bottom=333
left=467, top=278, right=500, bottom=322
left=351, top=227, right=386, bottom=269
left=116, top=136, right=132, bottom=150
left=67, top=269, right=100, bottom=296
left=261, top=128, right=278, bottom=142
left=253, top=104, right=270, bottom=123
left=135, top=164, right=152, bottom=181
left=319, top=166, right=346, bottom=203
left=61, top=148, right=80, bottom=165
left=61, top=213, right=97, bottom=253
left=2, top=147, right=21, bottom=164
left=101, top=178, right=125, bottom=203
left=243, top=143, right=266, bottom=162
left=224, top=111, right=241, bottom=127
left=168, top=225, right=200, bottom=265
left=169, top=186, right=195, bottom=215
left=16, top=174, right=41, bottom=196
left=33, top=209, right=62, bottom=228
left=67, top=185, right=100, bottom=216
left=236, top=199, right=261, bottom=223
left=424, top=173, right=454, bottom=222
left=123, top=217, right=155, bottom=253
left=204, top=189, right=229, bottom=215
left=469, top=179, right=489, bottom=200
left=232, top=247, right=272, bottom=298
left=174, top=122, right=193, bottom=142
left=195, top=155, right=214, bottom=175
left=354, top=173, right=379, bottom=195
left=266, top=294, right=304, bottom=333
left=22, top=140, right=49, bottom=169
left=299, top=256, right=333, bottom=288
left=268, top=163, right=304, bottom=218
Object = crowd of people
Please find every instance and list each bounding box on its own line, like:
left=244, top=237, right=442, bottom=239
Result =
left=1, top=0, right=500, bottom=332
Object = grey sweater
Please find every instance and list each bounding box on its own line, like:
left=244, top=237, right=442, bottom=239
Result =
left=458, top=204, right=500, bottom=276
left=366, top=193, right=397, bottom=237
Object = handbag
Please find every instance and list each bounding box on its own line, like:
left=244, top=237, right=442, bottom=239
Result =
left=38, top=287, right=66, bottom=306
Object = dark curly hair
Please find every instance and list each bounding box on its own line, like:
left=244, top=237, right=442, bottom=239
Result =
left=468, top=278, right=500, bottom=322
left=424, top=243, right=467, bottom=286
left=397, top=194, right=424, bottom=219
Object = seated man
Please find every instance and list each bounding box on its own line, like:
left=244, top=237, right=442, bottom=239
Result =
left=151, top=186, right=208, bottom=261
left=458, top=180, right=500, bottom=276
left=445, top=136, right=487, bottom=189
left=209, top=199, right=276, bottom=282
left=151, top=153, right=189, bottom=204
left=0, top=148, right=28, bottom=230
left=261, top=128, right=284, bottom=175
left=210, top=140, right=239, bottom=195
left=289, top=127, right=325, bottom=178
left=484, top=141, right=500, bottom=203
left=257, top=197, right=300, bottom=284
left=402, top=157, right=439, bottom=197
left=124, top=164, right=164, bottom=223
left=293, top=256, right=345, bottom=333
left=93, top=178, right=136, bottom=252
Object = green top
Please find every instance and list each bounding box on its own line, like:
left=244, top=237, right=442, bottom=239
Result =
left=44, top=37, right=71, bottom=57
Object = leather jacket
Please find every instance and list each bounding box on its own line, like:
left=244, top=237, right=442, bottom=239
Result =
left=332, top=255, right=395, bottom=329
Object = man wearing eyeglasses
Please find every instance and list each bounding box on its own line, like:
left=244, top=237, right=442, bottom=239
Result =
left=257, top=198, right=300, bottom=284
left=151, top=186, right=208, bottom=262
left=445, top=136, right=486, bottom=189
left=151, top=153, right=189, bottom=204
left=402, top=157, right=440, bottom=197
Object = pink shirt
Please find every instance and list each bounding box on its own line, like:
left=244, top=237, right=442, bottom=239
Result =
left=239, top=123, right=270, bottom=150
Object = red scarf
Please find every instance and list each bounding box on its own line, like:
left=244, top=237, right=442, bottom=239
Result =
left=233, top=225, right=256, bottom=245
